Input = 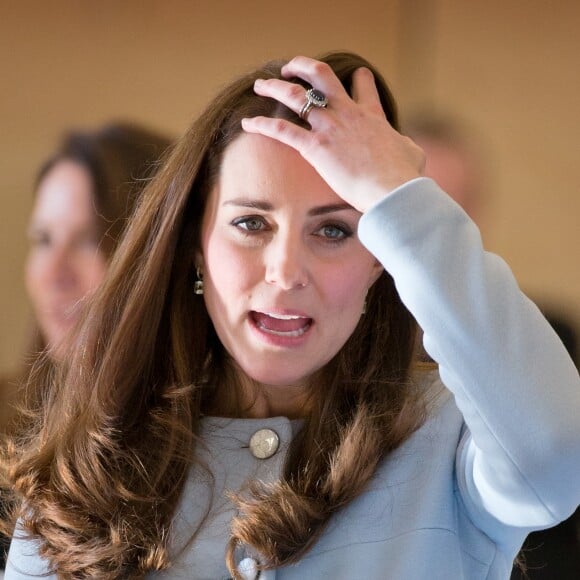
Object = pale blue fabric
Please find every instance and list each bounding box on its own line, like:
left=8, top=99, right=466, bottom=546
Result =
left=6, top=178, right=580, bottom=579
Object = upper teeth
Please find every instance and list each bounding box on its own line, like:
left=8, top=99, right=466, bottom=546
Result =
left=263, top=312, right=305, bottom=320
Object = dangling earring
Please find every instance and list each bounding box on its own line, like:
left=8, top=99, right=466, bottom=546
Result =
left=362, top=299, right=367, bottom=315
left=194, top=267, right=204, bottom=295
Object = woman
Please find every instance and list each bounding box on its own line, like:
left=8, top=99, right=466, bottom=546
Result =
left=24, top=123, right=173, bottom=362
left=0, top=123, right=172, bottom=568
left=0, top=122, right=173, bottom=424
left=2, top=53, right=579, bottom=579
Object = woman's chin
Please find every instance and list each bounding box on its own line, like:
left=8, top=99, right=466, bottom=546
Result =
left=251, top=375, right=307, bottom=390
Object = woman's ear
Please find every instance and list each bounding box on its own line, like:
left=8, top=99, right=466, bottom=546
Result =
left=194, top=251, right=204, bottom=271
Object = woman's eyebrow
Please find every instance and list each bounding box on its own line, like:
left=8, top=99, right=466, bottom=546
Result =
left=308, top=203, right=355, bottom=216
left=223, top=198, right=355, bottom=215
left=223, top=198, right=272, bottom=210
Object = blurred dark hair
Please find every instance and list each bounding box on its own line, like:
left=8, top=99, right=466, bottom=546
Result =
left=35, top=123, right=173, bottom=256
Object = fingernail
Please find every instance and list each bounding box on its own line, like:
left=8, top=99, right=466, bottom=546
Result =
left=254, top=79, right=263, bottom=87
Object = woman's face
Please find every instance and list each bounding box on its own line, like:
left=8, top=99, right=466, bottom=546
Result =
left=25, top=160, right=107, bottom=356
left=200, top=133, right=383, bottom=404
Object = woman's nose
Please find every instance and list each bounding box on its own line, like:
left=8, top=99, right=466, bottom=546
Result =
left=264, top=235, right=309, bottom=290
left=44, top=245, right=79, bottom=291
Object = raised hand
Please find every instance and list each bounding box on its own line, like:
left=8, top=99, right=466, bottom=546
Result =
left=242, top=56, right=425, bottom=213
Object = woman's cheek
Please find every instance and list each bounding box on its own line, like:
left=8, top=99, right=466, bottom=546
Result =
left=25, top=254, right=44, bottom=302
left=329, top=255, right=376, bottom=299
left=205, top=237, right=258, bottom=294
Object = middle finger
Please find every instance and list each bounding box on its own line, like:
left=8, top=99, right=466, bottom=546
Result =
left=281, top=56, right=346, bottom=97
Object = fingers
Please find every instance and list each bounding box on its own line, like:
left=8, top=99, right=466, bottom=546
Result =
left=254, top=56, right=373, bottom=126
left=244, top=57, right=384, bottom=147
left=280, top=56, right=344, bottom=96
left=245, top=56, right=347, bottom=150
left=256, top=58, right=384, bottom=123
left=253, top=78, right=311, bottom=119
left=253, top=76, right=335, bottom=126
left=241, top=116, right=311, bottom=152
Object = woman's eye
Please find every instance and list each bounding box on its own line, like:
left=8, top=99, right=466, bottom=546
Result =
left=232, top=216, right=268, bottom=232
left=314, top=224, right=351, bottom=241
left=78, top=233, right=100, bottom=249
left=29, top=232, right=51, bottom=247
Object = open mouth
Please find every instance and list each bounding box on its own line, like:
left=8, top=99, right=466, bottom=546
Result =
left=250, top=311, right=313, bottom=337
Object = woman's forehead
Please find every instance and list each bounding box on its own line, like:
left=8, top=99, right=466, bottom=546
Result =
left=213, top=133, right=342, bottom=209
left=32, top=160, right=96, bottom=227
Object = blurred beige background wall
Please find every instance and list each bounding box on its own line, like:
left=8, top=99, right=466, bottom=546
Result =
left=396, top=0, right=580, bottom=326
left=1, top=0, right=578, bottom=373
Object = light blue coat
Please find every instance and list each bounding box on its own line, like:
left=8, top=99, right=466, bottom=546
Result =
left=6, top=179, right=580, bottom=579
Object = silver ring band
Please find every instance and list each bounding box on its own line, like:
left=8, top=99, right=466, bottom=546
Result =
left=299, top=88, right=328, bottom=121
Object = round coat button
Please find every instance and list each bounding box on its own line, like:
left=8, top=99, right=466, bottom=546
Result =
left=249, top=428, right=280, bottom=459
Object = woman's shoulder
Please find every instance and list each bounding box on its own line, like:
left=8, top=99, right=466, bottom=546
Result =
left=413, top=364, right=457, bottom=419
left=398, top=365, right=466, bottom=467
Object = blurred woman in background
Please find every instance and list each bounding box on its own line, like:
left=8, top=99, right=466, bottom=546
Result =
left=24, top=122, right=173, bottom=363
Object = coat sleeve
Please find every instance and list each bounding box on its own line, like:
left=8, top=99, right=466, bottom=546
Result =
left=358, top=177, right=580, bottom=550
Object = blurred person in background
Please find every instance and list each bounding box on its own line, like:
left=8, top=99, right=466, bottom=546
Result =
left=0, top=122, right=172, bottom=569
left=405, top=114, right=485, bottom=223
left=406, top=112, right=580, bottom=580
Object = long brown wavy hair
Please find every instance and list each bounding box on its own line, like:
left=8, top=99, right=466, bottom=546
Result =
left=1, top=52, right=426, bottom=578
